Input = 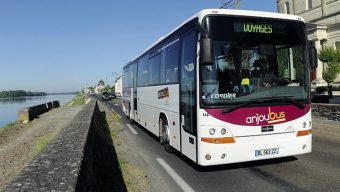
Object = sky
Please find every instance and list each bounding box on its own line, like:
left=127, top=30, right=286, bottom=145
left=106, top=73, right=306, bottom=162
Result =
left=0, top=0, right=277, bottom=93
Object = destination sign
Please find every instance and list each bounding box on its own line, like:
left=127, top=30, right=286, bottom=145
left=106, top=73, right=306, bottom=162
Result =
left=243, top=23, right=272, bottom=34
left=234, top=21, right=285, bottom=34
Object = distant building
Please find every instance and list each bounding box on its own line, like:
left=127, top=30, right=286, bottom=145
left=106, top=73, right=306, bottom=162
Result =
left=94, top=84, right=105, bottom=94
left=277, top=0, right=340, bottom=85
left=114, top=75, right=122, bottom=97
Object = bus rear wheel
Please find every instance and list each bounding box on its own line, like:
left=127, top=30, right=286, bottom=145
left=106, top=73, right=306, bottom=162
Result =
left=159, top=117, right=172, bottom=153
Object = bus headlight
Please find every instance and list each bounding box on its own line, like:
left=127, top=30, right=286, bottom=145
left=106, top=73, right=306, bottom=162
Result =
left=221, top=128, right=226, bottom=135
left=209, top=128, right=216, bottom=135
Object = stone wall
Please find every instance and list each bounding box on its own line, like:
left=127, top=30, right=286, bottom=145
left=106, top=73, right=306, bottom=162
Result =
left=5, top=100, right=126, bottom=192
left=312, top=103, right=340, bottom=122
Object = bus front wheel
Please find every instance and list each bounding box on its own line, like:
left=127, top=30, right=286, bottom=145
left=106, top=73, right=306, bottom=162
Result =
left=159, top=117, right=172, bottom=153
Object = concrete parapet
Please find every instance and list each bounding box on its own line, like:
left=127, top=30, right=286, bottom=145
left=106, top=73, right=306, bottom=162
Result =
left=18, top=100, right=60, bottom=123
left=52, top=100, right=60, bottom=108
left=312, top=103, right=340, bottom=122
left=5, top=100, right=125, bottom=191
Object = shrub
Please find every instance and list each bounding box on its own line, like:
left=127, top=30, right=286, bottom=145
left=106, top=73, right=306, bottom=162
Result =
left=315, top=86, right=328, bottom=94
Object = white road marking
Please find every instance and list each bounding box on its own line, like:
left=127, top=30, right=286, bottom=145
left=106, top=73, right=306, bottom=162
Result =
left=114, top=104, right=119, bottom=106
left=156, top=158, right=195, bottom=192
left=116, top=113, right=122, bottom=118
left=127, top=124, right=138, bottom=135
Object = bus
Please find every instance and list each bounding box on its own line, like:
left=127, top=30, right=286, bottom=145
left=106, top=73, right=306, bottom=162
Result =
left=122, top=9, right=317, bottom=166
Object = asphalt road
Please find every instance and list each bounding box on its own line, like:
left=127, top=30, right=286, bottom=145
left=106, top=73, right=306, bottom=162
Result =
left=99, top=97, right=340, bottom=192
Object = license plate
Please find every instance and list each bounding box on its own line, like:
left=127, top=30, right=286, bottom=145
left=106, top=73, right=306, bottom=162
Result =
left=255, top=148, right=279, bottom=157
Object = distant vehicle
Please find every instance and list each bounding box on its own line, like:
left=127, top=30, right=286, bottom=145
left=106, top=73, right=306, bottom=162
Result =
left=109, top=92, right=116, bottom=99
left=101, top=92, right=111, bottom=101
left=122, top=9, right=315, bottom=166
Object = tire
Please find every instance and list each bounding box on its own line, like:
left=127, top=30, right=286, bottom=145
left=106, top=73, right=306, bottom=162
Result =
left=159, top=117, right=172, bottom=153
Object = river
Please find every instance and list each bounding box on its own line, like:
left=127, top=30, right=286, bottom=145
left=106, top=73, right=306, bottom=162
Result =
left=0, top=94, right=75, bottom=128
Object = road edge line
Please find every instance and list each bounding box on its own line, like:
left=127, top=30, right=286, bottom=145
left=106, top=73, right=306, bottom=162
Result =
left=156, top=158, right=195, bottom=192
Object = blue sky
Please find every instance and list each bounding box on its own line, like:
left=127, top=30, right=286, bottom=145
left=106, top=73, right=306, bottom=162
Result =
left=0, top=0, right=277, bottom=93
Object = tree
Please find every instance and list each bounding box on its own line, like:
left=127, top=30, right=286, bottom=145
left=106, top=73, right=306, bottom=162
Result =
left=103, top=85, right=112, bottom=92
left=88, top=87, right=94, bottom=93
left=318, top=47, right=340, bottom=98
left=98, top=80, right=105, bottom=86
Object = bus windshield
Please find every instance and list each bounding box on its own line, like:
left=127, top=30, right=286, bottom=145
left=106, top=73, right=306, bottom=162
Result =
left=201, top=16, right=309, bottom=107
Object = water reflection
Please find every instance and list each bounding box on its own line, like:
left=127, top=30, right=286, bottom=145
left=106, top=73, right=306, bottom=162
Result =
left=0, top=94, right=75, bottom=128
left=0, top=96, right=48, bottom=104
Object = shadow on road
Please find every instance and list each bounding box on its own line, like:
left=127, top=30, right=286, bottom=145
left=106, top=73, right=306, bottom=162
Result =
left=175, top=151, right=298, bottom=172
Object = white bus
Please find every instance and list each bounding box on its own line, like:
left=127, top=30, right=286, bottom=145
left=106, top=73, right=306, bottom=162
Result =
left=122, top=9, right=317, bottom=166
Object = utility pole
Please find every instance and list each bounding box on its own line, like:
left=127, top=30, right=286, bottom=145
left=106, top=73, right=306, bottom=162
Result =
left=235, top=0, right=240, bottom=9
left=220, top=0, right=241, bottom=9
left=220, top=0, right=232, bottom=9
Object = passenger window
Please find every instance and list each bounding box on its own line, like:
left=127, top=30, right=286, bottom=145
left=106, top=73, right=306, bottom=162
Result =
left=161, top=39, right=179, bottom=84
left=149, top=53, right=161, bottom=85
left=138, top=55, right=149, bottom=86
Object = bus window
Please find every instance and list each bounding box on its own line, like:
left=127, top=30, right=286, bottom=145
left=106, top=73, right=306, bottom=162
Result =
left=138, top=55, right=149, bottom=86
left=149, top=53, right=161, bottom=85
left=161, top=39, right=180, bottom=84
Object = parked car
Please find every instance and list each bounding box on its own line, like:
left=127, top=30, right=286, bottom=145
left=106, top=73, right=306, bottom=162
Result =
left=102, top=92, right=111, bottom=101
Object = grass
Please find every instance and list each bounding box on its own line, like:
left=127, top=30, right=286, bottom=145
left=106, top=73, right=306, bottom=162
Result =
left=106, top=109, right=150, bottom=191
left=35, top=132, right=55, bottom=151
left=0, top=121, right=21, bottom=135
left=71, top=92, right=87, bottom=106
left=118, top=158, right=148, bottom=192
left=111, top=112, right=121, bottom=121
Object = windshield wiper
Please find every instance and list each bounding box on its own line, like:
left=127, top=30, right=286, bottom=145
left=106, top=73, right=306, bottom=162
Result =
left=205, top=88, right=216, bottom=99
left=281, top=97, right=305, bottom=109
left=222, top=99, right=263, bottom=114
left=259, top=96, right=305, bottom=109
left=221, top=96, right=305, bottom=114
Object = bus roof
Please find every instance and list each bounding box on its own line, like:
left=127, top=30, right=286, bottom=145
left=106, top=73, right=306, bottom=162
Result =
left=125, top=9, right=305, bottom=68
left=193, top=9, right=304, bottom=23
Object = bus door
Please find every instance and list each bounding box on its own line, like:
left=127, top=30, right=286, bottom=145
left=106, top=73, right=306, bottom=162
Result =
left=180, top=31, right=197, bottom=162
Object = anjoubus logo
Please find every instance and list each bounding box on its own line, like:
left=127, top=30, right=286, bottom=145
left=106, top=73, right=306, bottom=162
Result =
left=246, top=107, right=286, bottom=125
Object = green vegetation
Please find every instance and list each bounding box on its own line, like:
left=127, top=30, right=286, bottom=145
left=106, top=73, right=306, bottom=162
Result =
left=318, top=47, right=340, bottom=63
left=318, top=47, right=340, bottom=98
left=103, top=85, right=115, bottom=93
left=71, top=92, right=87, bottom=106
left=0, top=121, right=21, bottom=135
left=0, top=90, right=47, bottom=98
left=35, top=132, right=55, bottom=151
left=107, top=109, right=150, bottom=191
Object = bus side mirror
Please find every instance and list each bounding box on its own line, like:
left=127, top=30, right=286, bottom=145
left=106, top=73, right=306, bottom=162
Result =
left=309, top=46, right=318, bottom=69
left=201, top=37, right=213, bottom=65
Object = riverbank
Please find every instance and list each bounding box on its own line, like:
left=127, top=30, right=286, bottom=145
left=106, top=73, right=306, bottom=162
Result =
left=0, top=90, right=46, bottom=98
left=0, top=93, right=76, bottom=128
left=0, top=105, right=84, bottom=191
